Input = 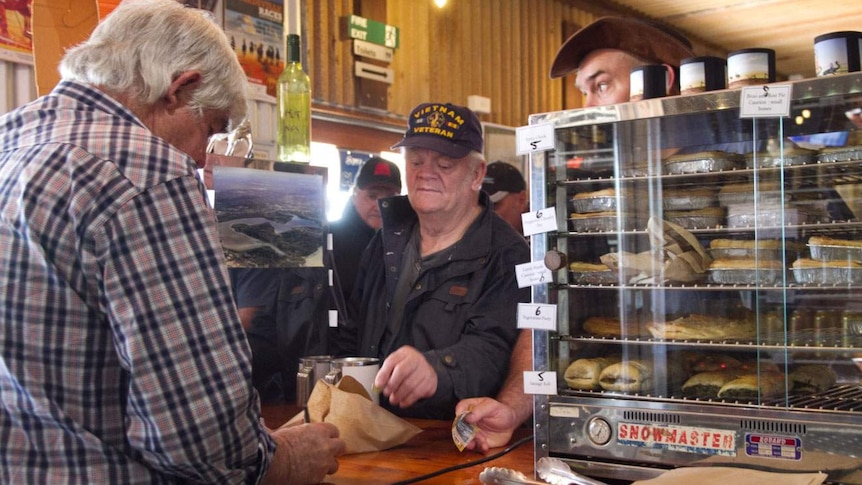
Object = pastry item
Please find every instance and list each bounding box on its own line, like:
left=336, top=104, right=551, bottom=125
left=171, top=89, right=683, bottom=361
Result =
left=744, top=147, right=816, bottom=168
left=808, top=236, right=862, bottom=248
left=789, top=365, right=837, bottom=393
left=709, top=258, right=784, bottom=285
left=663, top=151, right=743, bottom=174
left=808, top=235, right=862, bottom=262
left=647, top=314, right=757, bottom=340
left=599, top=360, right=653, bottom=392
left=571, top=188, right=620, bottom=214
left=573, top=188, right=615, bottom=199
left=665, top=206, right=725, bottom=229
left=569, top=262, right=611, bottom=272
left=792, top=258, right=862, bottom=285
left=718, top=181, right=786, bottom=206
left=818, top=145, right=862, bottom=163
left=708, top=238, right=785, bottom=261
left=682, top=370, right=746, bottom=397
left=564, top=356, right=621, bottom=390
left=662, top=187, right=718, bottom=211
left=582, top=316, right=645, bottom=338
left=717, top=373, right=788, bottom=399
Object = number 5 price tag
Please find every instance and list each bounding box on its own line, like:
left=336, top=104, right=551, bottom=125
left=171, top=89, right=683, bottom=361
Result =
left=523, top=371, right=558, bottom=395
left=515, top=122, right=554, bottom=155
left=517, top=303, right=557, bottom=331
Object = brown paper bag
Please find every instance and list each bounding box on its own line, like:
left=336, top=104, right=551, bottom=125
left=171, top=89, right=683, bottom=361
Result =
left=281, top=377, right=422, bottom=454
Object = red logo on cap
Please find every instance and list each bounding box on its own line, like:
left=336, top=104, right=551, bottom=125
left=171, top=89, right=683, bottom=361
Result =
left=374, top=163, right=392, bottom=177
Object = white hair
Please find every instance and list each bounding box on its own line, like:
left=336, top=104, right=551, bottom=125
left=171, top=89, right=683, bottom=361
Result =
left=59, top=0, right=248, bottom=128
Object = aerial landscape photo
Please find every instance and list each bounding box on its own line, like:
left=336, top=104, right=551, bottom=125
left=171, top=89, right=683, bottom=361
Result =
left=214, top=166, right=325, bottom=268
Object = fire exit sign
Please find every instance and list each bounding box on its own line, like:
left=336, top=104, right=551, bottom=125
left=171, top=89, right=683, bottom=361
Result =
left=345, top=15, right=399, bottom=49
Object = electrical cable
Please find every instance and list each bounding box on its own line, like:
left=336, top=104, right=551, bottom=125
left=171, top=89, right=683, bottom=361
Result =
left=388, top=434, right=534, bottom=485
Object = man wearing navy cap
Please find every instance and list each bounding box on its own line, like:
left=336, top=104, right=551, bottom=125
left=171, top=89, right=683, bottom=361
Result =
left=334, top=102, right=530, bottom=419
left=483, top=161, right=528, bottom=234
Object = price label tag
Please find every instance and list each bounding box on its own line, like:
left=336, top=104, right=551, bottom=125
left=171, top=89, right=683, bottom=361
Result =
left=328, top=310, right=338, bottom=328
left=517, top=303, right=557, bottom=331
left=515, top=260, right=553, bottom=288
left=740, top=84, right=792, bottom=118
left=522, top=207, right=557, bottom=237
left=523, top=371, right=558, bottom=395
left=515, top=122, right=554, bottom=155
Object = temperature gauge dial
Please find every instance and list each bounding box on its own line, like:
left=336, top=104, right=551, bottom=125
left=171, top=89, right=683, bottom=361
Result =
left=587, top=417, right=612, bottom=446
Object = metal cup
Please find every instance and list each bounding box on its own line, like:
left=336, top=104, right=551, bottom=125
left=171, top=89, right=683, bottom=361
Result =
left=324, top=357, right=380, bottom=404
left=296, top=355, right=333, bottom=407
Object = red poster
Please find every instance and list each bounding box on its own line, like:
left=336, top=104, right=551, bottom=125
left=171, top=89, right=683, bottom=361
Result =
left=0, top=0, right=33, bottom=63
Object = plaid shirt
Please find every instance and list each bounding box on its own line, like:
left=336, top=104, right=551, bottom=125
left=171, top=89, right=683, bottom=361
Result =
left=0, top=81, right=274, bottom=483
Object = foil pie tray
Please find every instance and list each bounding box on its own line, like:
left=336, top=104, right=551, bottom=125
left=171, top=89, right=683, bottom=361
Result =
left=569, top=270, right=616, bottom=285
left=725, top=204, right=808, bottom=228
left=571, top=196, right=617, bottom=214
left=809, top=243, right=862, bottom=262
left=744, top=151, right=816, bottom=168
left=717, top=190, right=789, bottom=207
left=662, top=193, right=718, bottom=211
left=568, top=214, right=635, bottom=232
left=663, top=153, right=743, bottom=174
left=709, top=247, right=785, bottom=260
left=667, top=214, right=724, bottom=229
left=818, top=145, right=862, bottom=163
left=792, top=266, right=862, bottom=285
left=709, top=267, right=784, bottom=285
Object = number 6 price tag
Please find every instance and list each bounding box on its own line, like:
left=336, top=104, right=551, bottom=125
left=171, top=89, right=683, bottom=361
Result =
left=517, top=303, right=557, bottom=331
left=522, top=206, right=558, bottom=237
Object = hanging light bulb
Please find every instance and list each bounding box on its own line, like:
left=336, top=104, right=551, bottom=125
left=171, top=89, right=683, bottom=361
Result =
left=434, top=0, right=447, bottom=7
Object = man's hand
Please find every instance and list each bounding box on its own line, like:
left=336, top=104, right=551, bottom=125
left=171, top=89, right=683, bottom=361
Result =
left=454, top=397, right=519, bottom=453
left=374, top=345, right=437, bottom=408
left=263, top=422, right=346, bottom=485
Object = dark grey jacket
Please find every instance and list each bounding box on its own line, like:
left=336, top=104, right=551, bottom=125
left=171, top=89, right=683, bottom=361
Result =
left=336, top=192, right=530, bottom=419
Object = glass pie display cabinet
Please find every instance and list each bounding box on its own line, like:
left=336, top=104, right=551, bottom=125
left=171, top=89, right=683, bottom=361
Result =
left=527, top=73, right=862, bottom=483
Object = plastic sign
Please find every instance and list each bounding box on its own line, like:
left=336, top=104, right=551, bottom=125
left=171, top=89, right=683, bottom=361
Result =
left=516, top=122, right=554, bottom=154
left=523, top=371, right=558, bottom=395
left=517, top=303, right=557, bottom=331
left=522, top=206, right=558, bottom=236
left=515, top=260, right=553, bottom=288
left=740, top=84, right=792, bottom=118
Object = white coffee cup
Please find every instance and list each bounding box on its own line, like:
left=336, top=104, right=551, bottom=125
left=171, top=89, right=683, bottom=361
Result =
left=325, top=357, right=380, bottom=404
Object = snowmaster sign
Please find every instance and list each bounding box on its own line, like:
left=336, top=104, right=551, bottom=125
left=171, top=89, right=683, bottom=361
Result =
left=617, top=422, right=737, bottom=456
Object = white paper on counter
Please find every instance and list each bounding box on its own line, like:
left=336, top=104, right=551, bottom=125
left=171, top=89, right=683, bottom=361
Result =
left=632, top=467, right=827, bottom=485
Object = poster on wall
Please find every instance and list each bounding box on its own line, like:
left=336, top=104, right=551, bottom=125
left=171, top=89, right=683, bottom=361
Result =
left=224, top=0, right=284, bottom=100
left=0, top=0, right=33, bottom=63
left=339, top=150, right=374, bottom=192
left=207, top=154, right=326, bottom=268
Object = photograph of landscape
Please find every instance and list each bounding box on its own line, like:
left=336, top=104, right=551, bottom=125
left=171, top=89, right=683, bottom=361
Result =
left=213, top=165, right=325, bottom=268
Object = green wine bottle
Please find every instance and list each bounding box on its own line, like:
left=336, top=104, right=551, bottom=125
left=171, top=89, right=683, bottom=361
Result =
left=277, top=33, right=311, bottom=163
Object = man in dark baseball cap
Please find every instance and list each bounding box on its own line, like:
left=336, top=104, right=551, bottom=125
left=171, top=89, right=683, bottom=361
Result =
left=482, top=161, right=527, bottom=233
left=330, top=156, right=402, bottom=301
left=548, top=16, right=694, bottom=107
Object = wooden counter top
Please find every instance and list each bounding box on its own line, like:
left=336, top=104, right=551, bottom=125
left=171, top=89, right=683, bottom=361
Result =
left=260, top=403, right=535, bottom=485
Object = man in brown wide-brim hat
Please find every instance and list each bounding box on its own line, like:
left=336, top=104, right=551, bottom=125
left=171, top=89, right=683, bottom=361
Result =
left=455, top=16, right=695, bottom=452
left=550, top=16, right=695, bottom=106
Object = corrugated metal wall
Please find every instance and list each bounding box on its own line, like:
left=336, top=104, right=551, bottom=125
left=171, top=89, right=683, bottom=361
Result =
left=0, top=61, right=36, bottom=115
